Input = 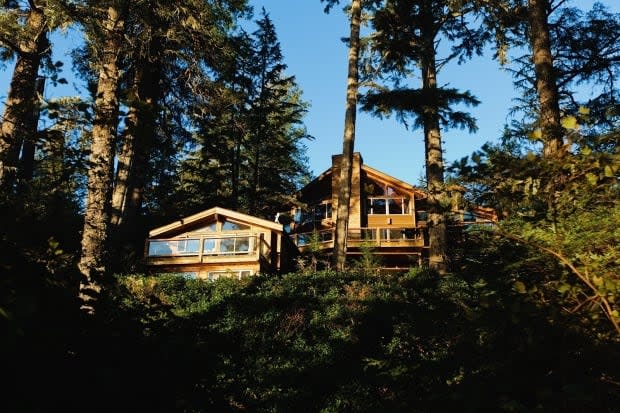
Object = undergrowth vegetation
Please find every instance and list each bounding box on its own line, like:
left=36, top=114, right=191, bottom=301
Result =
left=3, top=253, right=619, bottom=412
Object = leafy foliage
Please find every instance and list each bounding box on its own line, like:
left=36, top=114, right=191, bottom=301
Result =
left=450, top=124, right=620, bottom=337
left=5, top=270, right=619, bottom=411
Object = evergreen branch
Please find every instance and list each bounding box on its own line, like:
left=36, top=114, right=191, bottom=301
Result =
left=493, top=229, right=620, bottom=336
left=0, top=34, right=21, bottom=54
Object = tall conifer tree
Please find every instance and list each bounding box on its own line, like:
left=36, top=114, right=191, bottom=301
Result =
left=362, top=0, right=483, bottom=272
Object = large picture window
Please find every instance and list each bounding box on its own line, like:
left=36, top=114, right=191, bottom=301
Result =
left=148, top=235, right=256, bottom=257
left=367, top=197, right=410, bottom=215
left=147, top=239, right=200, bottom=256
left=203, top=236, right=253, bottom=255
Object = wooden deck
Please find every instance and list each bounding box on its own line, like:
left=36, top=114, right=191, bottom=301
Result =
left=291, top=227, right=426, bottom=252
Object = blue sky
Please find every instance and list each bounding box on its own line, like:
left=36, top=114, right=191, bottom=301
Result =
left=251, top=0, right=509, bottom=185
left=250, top=0, right=619, bottom=185
left=0, top=1, right=617, bottom=186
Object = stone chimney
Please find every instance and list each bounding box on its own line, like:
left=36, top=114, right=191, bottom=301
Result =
left=331, top=152, right=363, bottom=229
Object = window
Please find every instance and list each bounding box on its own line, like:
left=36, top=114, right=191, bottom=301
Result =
left=377, top=228, right=419, bottom=241
left=207, top=269, right=252, bottom=281
left=402, top=228, right=421, bottom=240
left=368, top=198, right=386, bottom=215
left=147, top=239, right=200, bottom=256
left=362, top=228, right=377, bottom=240
left=203, top=238, right=217, bottom=254
left=172, top=272, right=197, bottom=279
left=192, top=222, right=217, bottom=232
left=203, top=236, right=254, bottom=255
left=294, top=230, right=332, bottom=246
left=222, top=219, right=250, bottom=231
left=380, top=229, right=404, bottom=241
left=367, top=197, right=409, bottom=215
left=295, top=203, right=332, bottom=226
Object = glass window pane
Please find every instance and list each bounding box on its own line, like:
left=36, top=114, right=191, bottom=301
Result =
left=236, top=237, right=250, bottom=252
left=203, top=239, right=216, bottom=253
left=222, top=219, right=250, bottom=231
left=148, top=240, right=200, bottom=256
left=362, top=229, right=376, bottom=240
left=387, top=198, right=401, bottom=214
left=194, top=222, right=217, bottom=232
left=403, top=199, right=410, bottom=214
left=416, top=211, right=428, bottom=222
left=180, top=239, right=200, bottom=253
left=220, top=238, right=235, bottom=253
left=148, top=241, right=171, bottom=256
left=371, top=198, right=386, bottom=214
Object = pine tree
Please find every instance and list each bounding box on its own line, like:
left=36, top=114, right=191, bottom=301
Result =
left=361, top=0, right=483, bottom=273
left=245, top=9, right=310, bottom=218
left=175, top=10, right=310, bottom=220
left=483, top=1, right=620, bottom=153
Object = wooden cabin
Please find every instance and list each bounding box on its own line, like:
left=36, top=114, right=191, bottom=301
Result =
left=285, top=153, right=496, bottom=269
left=145, top=153, right=496, bottom=277
left=285, top=153, right=425, bottom=269
left=145, top=207, right=296, bottom=279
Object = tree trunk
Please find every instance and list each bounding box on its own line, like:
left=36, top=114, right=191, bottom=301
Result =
left=528, top=0, right=563, bottom=157
left=0, top=4, right=48, bottom=192
left=334, top=0, right=362, bottom=272
left=78, top=5, right=125, bottom=314
left=420, top=6, right=447, bottom=274
left=18, top=76, right=46, bottom=187
left=110, top=92, right=138, bottom=227
left=111, top=47, right=161, bottom=265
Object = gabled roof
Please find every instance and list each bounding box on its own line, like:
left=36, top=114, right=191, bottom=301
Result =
left=149, top=206, right=283, bottom=238
left=299, top=159, right=428, bottom=200
left=298, top=167, right=332, bottom=197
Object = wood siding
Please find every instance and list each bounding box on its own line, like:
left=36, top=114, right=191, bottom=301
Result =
left=367, top=214, right=415, bottom=227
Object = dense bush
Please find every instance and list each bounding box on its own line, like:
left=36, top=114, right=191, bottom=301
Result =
left=4, top=259, right=619, bottom=412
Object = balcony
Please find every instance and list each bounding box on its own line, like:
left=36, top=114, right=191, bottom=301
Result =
left=291, top=227, right=425, bottom=250
left=145, top=233, right=270, bottom=265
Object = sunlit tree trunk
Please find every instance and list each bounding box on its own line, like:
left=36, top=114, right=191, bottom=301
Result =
left=111, top=51, right=160, bottom=231
left=110, top=77, right=139, bottom=227
left=527, top=0, right=563, bottom=157
left=334, top=0, right=361, bottom=272
left=78, top=5, right=126, bottom=314
left=0, top=3, right=48, bottom=192
left=420, top=4, right=446, bottom=274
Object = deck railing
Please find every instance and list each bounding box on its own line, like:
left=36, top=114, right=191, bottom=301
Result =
left=290, top=227, right=425, bottom=248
